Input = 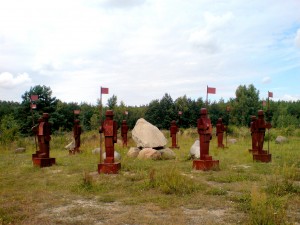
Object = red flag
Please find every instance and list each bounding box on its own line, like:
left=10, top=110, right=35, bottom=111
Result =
left=207, top=86, right=216, bottom=94
left=30, top=95, right=38, bottom=101
left=101, top=87, right=109, bottom=94
left=30, top=103, right=37, bottom=109
left=74, top=110, right=80, bottom=115
left=268, top=91, right=273, bottom=98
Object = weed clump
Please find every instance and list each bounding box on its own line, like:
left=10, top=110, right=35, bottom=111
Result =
left=148, top=167, right=203, bottom=196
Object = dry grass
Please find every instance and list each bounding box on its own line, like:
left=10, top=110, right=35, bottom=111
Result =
left=0, top=128, right=299, bottom=224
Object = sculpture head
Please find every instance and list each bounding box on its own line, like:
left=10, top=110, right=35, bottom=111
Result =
left=251, top=115, right=257, bottom=121
left=122, top=120, right=127, bottom=124
left=74, top=119, right=80, bottom=124
left=171, top=120, right=176, bottom=125
left=217, top=118, right=222, bottom=123
left=42, top=113, right=49, bottom=120
left=257, top=110, right=264, bottom=117
left=105, top=110, right=114, bottom=119
left=200, top=108, right=208, bottom=116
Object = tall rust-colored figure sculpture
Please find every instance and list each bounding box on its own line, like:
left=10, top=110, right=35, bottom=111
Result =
left=193, top=108, right=219, bottom=170
left=121, top=120, right=129, bottom=147
left=170, top=120, right=179, bottom=148
left=70, top=119, right=82, bottom=154
left=216, top=118, right=226, bottom=148
left=253, top=110, right=272, bottom=162
left=32, top=113, right=55, bottom=167
left=249, top=115, right=258, bottom=153
left=98, top=110, right=121, bottom=174
left=32, top=117, right=43, bottom=156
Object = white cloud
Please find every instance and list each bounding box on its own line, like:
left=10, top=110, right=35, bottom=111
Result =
left=262, top=76, right=272, bottom=84
left=188, top=12, right=234, bottom=54
left=0, top=0, right=299, bottom=104
left=281, top=94, right=299, bottom=101
left=0, top=72, right=31, bottom=88
left=295, top=29, right=300, bottom=48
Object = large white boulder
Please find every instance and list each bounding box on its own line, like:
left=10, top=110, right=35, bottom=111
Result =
left=132, top=118, right=167, bottom=148
left=189, top=140, right=200, bottom=159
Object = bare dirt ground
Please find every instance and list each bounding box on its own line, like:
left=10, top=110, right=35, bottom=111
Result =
left=23, top=196, right=247, bottom=225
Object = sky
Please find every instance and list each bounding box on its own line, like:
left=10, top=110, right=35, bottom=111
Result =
left=0, top=0, right=300, bottom=106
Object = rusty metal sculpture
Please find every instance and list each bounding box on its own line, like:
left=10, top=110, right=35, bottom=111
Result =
left=98, top=110, right=121, bottom=174
left=252, top=110, right=272, bottom=162
left=69, top=119, right=82, bottom=154
left=121, top=120, right=129, bottom=147
left=170, top=120, right=179, bottom=148
left=193, top=108, right=219, bottom=170
left=216, top=118, right=226, bottom=148
left=32, top=113, right=55, bottom=167
left=249, top=115, right=258, bottom=153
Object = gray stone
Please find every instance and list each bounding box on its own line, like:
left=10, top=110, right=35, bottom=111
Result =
left=228, top=138, right=237, bottom=144
left=65, top=140, right=75, bottom=150
left=132, top=118, right=167, bottom=148
left=137, top=148, right=161, bottom=160
left=189, top=140, right=200, bottom=159
left=92, top=148, right=101, bottom=154
left=127, top=147, right=140, bottom=158
left=275, top=136, right=288, bottom=144
left=102, top=151, right=121, bottom=161
left=158, top=148, right=176, bottom=160
left=15, top=147, right=26, bottom=153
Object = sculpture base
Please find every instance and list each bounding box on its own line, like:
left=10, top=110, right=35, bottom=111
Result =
left=69, top=149, right=82, bottom=155
left=193, top=159, right=219, bottom=171
left=98, top=162, right=121, bottom=174
left=253, top=153, right=272, bottom=163
left=248, top=149, right=258, bottom=154
left=169, top=146, right=180, bottom=149
left=32, top=157, right=56, bottom=167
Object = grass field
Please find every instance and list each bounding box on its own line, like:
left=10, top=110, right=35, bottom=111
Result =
left=0, top=128, right=299, bottom=225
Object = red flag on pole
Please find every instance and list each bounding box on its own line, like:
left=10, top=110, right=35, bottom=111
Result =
left=30, top=95, right=39, bottom=101
left=30, top=95, right=38, bottom=109
left=101, top=87, right=109, bottom=94
left=74, top=110, right=80, bottom=115
left=268, top=91, right=273, bottom=98
left=207, top=86, right=216, bottom=94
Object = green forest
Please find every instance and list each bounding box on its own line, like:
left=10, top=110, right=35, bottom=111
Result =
left=0, top=84, right=299, bottom=143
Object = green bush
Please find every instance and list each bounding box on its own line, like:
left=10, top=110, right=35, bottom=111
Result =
left=0, top=114, right=20, bottom=144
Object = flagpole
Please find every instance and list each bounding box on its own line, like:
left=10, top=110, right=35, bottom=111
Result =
left=99, top=87, right=103, bottom=163
left=29, top=96, right=38, bottom=152
left=267, top=92, right=270, bottom=154
left=206, top=85, right=208, bottom=108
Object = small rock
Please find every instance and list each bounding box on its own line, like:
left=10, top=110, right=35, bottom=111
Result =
left=127, top=147, right=140, bottom=158
left=189, top=140, right=200, bottom=159
left=102, top=151, right=121, bottom=161
left=275, top=136, right=288, bottom=144
left=92, top=148, right=101, bottom=154
left=15, top=147, right=26, bottom=153
left=158, top=148, right=176, bottom=160
left=65, top=140, right=75, bottom=150
left=137, top=148, right=161, bottom=160
left=228, top=138, right=237, bottom=144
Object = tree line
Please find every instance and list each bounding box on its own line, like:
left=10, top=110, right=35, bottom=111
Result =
left=0, top=84, right=299, bottom=143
